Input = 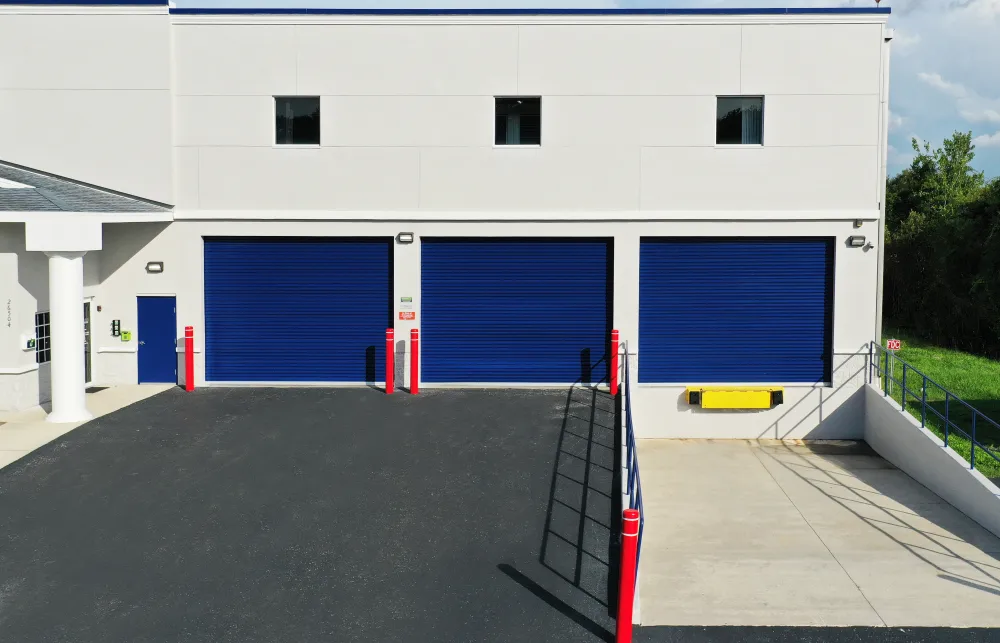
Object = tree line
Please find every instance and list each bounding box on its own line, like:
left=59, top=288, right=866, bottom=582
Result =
left=886, top=132, right=1000, bottom=356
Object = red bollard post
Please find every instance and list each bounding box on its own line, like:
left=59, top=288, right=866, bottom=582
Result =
left=616, top=508, right=640, bottom=643
left=385, top=328, right=395, bottom=394
left=410, top=328, right=419, bottom=395
left=184, top=326, right=195, bottom=392
left=611, top=329, right=620, bottom=397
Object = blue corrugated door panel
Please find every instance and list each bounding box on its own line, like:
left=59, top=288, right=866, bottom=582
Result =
left=639, top=238, right=834, bottom=384
left=204, top=237, right=392, bottom=382
left=421, top=238, right=611, bottom=383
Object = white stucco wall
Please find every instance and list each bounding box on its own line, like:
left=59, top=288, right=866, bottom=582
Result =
left=0, top=7, right=172, bottom=203
left=0, top=11, right=888, bottom=214
left=0, top=223, right=105, bottom=411
left=0, top=224, right=45, bottom=410
left=0, top=11, right=889, bottom=426
left=170, top=15, right=887, bottom=213
left=75, top=215, right=876, bottom=438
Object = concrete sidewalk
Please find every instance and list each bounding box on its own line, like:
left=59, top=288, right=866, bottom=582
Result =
left=0, top=385, right=173, bottom=469
left=638, top=439, right=1000, bottom=627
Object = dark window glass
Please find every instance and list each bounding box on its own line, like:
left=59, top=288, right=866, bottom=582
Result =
left=35, top=311, right=51, bottom=364
left=275, top=96, right=321, bottom=145
left=495, top=97, right=541, bottom=145
left=716, top=96, right=763, bottom=145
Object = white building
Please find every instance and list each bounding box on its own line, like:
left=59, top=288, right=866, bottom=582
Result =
left=0, top=3, right=892, bottom=437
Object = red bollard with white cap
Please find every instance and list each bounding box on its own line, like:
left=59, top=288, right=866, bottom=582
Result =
left=385, top=328, right=395, bottom=394
left=410, top=328, right=419, bottom=395
left=184, top=326, right=195, bottom=392
left=616, top=508, right=640, bottom=643
left=611, top=329, right=620, bottom=397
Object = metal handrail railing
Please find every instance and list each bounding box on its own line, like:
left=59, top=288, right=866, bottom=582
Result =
left=622, top=342, right=645, bottom=570
left=869, top=342, right=1000, bottom=472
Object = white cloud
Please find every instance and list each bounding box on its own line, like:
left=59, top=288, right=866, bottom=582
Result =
left=960, top=108, right=1000, bottom=123
left=973, top=131, right=1000, bottom=148
left=892, top=30, right=922, bottom=53
left=895, top=0, right=927, bottom=15
left=889, top=111, right=905, bottom=130
left=916, top=72, right=1000, bottom=137
left=889, top=143, right=917, bottom=166
left=918, top=72, right=969, bottom=98
left=950, top=0, right=1000, bottom=18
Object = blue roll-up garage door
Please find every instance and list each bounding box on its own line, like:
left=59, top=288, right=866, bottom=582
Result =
left=204, top=237, right=391, bottom=382
left=422, top=238, right=611, bottom=383
left=639, top=238, right=833, bottom=384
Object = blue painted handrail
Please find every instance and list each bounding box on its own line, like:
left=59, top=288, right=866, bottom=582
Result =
left=622, top=344, right=645, bottom=572
left=869, top=342, right=1000, bottom=472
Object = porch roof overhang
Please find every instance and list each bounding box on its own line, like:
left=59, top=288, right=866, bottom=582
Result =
left=0, top=160, right=174, bottom=224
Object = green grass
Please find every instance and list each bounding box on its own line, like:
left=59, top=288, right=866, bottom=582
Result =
left=879, top=329, right=1000, bottom=478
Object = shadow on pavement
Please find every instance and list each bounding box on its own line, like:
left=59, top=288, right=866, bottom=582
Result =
left=498, top=564, right=613, bottom=643
left=0, top=386, right=623, bottom=643
left=757, top=442, right=1000, bottom=596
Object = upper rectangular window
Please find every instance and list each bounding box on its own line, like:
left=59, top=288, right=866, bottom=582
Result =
left=275, top=96, right=320, bottom=146
left=35, top=311, right=51, bottom=365
left=716, top=97, right=763, bottom=145
left=495, top=97, right=541, bottom=146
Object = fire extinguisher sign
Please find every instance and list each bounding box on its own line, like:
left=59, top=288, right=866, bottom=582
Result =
left=886, top=339, right=902, bottom=351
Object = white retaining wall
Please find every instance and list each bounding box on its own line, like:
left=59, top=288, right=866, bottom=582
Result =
left=864, top=384, right=1000, bottom=539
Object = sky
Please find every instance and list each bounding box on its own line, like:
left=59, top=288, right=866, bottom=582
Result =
left=175, top=0, right=1000, bottom=179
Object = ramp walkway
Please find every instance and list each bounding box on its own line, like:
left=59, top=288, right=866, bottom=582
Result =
left=637, top=438, right=1000, bottom=627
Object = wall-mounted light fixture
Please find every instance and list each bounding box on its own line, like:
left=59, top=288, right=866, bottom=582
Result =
left=145, top=261, right=164, bottom=274
left=853, top=220, right=863, bottom=229
left=847, top=236, right=867, bottom=248
left=396, top=232, right=414, bottom=244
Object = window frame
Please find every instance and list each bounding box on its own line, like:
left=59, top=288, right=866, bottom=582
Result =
left=34, top=311, right=51, bottom=365
left=273, top=95, right=322, bottom=148
left=715, top=95, right=765, bottom=147
left=493, top=96, right=543, bottom=148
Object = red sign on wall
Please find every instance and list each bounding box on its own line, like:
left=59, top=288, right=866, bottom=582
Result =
left=886, top=339, right=902, bottom=351
left=399, top=312, right=416, bottom=321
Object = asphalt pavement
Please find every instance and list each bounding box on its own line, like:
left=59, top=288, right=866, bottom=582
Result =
left=2, top=385, right=998, bottom=642
left=0, top=386, right=617, bottom=642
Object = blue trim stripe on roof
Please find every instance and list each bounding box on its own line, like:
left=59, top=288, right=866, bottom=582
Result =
left=0, top=0, right=167, bottom=4
left=167, top=7, right=890, bottom=15
left=0, top=2, right=890, bottom=13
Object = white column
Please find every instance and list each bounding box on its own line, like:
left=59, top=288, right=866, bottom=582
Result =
left=613, top=232, right=641, bottom=361
left=394, top=234, right=421, bottom=389
left=45, top=251, right=92, bottom=423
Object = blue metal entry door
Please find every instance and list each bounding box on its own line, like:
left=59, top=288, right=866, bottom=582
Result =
left=137, top=296, right=177, bottom=383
